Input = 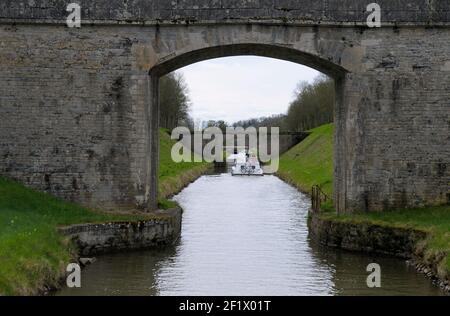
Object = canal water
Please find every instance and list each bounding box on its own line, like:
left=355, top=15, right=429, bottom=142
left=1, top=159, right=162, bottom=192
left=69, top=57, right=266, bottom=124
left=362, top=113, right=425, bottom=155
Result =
left=58, top=174, right=443, bottom=296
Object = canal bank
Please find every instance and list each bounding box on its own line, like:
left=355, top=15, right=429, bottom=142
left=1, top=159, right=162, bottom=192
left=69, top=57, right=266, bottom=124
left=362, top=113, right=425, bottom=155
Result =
left=0, top=129, right=211, bottom=296
left=0, top=176, right=172, bottom=296
left=277, top=123, right=450, bottom=293
left=58, top=207, right=182, bottom=256
left=158, top=129, right=213, bottom=201
left=309, top=210, right=450, bottom=292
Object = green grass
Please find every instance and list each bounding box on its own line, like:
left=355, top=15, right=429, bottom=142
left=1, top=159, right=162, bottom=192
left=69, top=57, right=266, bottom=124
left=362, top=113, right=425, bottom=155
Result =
left=277, top=123, right=334, bottom=196
left=0, top=177, right=157, bottom=295
left=157, top=198, right=180, bottom=210
left=0, top=129, right=210, bottom=295
left=159, top=129, right=211, bottom=198
left=321, top=205, right=450, bottom=280
left=277, top=122, right=450, bottom=281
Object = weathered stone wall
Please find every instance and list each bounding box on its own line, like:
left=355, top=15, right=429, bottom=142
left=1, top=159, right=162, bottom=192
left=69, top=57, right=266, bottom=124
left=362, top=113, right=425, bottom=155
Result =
left=336, top=28, right=450, bottom=212
left=0, top=1, right=449, bottom=212
left=308, top=211, right=450, bottom=292
left=0, top=24, right=158, bottom=211
left=1, top=0, right=449, bottom=25
left=58, top=208, right=182, bottom=256
left=308, top=211, right=427, bottom=258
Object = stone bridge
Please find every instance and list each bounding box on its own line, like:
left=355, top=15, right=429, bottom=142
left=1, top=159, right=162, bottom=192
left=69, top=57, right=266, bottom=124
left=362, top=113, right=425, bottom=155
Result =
left=179, top=130, right=310, bottom=157
left=0, top=1, right=449, bottom=213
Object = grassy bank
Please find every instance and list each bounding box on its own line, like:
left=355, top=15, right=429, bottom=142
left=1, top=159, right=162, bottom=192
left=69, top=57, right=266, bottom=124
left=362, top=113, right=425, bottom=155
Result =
left=159, top=129, right=211, bottom=200
left=0, top=178, right=157, bottom=295
left=320, top=205, right=450, bottom=283
left=277, top=123, right=334, bottom=196
left=0, top=129, right=210, bottom=295
left=278, top=122, right=450, bottom=287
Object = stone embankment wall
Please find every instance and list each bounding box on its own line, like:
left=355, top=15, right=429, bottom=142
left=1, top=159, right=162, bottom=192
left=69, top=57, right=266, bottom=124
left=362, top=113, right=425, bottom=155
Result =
left=308, top=212, right=450, bottom=293
left=58, top=207, right=182, bottom=256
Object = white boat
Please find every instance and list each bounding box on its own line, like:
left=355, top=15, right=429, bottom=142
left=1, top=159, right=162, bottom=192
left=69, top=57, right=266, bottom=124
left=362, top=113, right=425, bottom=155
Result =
left=225, top=146, right=247, bottom=165
left=230, top=151, right=264, bottom=176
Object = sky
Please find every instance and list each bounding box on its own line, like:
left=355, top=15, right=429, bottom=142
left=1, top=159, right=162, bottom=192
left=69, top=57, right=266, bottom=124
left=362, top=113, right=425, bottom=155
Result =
left=177, top=56, right=321, bottom=125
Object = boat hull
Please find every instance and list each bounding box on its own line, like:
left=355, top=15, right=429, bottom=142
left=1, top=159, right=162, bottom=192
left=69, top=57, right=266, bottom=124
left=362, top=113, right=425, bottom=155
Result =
left=231, top=166, right=264, bottom=176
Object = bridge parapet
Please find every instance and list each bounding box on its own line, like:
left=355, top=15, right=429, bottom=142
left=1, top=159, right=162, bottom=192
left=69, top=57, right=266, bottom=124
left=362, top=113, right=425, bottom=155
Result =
left=0, top=0, right=449, bottom=26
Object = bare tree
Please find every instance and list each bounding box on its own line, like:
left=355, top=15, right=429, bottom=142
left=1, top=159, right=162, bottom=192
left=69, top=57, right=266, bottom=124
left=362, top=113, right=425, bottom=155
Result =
left=159, top=72, right=192, bottom=130
left=285, top=75, right=334, bottom=131
left=232, top=75, right=335, bottom=132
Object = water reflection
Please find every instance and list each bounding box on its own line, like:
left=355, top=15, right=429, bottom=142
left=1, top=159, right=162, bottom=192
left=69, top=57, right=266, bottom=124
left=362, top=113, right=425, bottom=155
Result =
left=57, top=174, right=443, bottom=296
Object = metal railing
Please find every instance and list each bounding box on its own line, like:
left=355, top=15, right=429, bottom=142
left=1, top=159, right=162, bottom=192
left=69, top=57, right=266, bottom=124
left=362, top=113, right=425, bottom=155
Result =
left=311, top=185, right=329, bottom=213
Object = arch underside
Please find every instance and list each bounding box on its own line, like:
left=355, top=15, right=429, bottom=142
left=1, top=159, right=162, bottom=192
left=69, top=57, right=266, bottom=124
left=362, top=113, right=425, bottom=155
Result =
left=150, top=43, right=348, bottom=79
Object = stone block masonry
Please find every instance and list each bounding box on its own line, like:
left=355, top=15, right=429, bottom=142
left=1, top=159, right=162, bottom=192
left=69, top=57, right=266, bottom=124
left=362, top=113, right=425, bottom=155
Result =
left=58, top=207, right=182, bottom=256
left=0, top=1, right=449, bottom=25
left=309, top=211, right=450, bottom=293
left=0, top=1, right=449, bottom=213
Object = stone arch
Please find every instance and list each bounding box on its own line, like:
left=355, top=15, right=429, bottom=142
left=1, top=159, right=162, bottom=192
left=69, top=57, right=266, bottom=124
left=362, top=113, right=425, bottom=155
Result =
left=145, top=38, right=350, bottom=212
left=150, top=43, right=348, bottom=79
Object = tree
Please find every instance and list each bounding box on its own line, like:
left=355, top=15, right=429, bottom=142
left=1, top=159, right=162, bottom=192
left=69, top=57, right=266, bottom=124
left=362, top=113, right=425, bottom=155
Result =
left=285, top=75, right=334, bottom=132
left=233, top=114, right=288, bottom=131
left=231, top=75, right=334, bottom=132
left=159, top=72, right=191, bottom=130
left=206, top=120, right=228, bottom=133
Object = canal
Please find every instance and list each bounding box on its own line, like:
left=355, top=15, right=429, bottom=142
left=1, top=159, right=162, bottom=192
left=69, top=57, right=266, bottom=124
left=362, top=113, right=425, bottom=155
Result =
left=58, top=174, right=443, bottom=296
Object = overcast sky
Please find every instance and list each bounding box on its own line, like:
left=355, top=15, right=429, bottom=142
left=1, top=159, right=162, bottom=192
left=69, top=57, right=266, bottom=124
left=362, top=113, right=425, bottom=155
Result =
left=177, top=56, right=321, bottom=125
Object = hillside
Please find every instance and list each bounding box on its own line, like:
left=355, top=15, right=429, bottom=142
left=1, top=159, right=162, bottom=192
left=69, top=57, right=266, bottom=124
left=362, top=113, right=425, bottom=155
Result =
left=158, top=129, right=211, bottom=199
left=277, top=123, right=334, bottom=196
